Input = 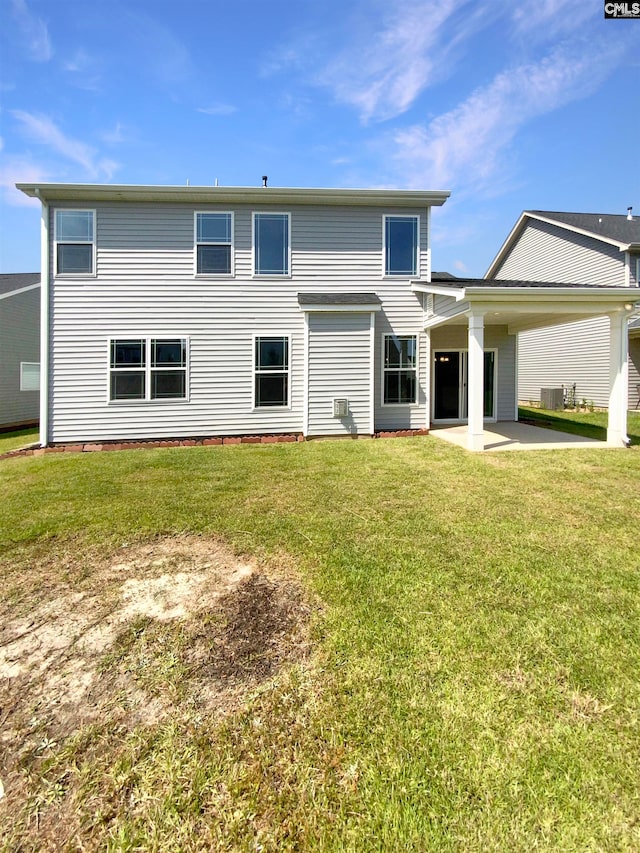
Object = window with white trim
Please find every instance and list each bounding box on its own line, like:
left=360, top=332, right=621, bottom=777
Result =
left=384, top=335, right=417, bottom=404
left=384, top=215, right=418, bottom=276
left=254, top=213, right=290, bottom=276
left=109, top=338, right=187, bottom=401
left=195, top=212, right=233, bottom=275
left=20, top=362, right=40, bottom=391
left=635, top=256, right=640, bottom=286
left=254, top=336, right=289, bottom=407
left=55, top=210, right=95, bottom=275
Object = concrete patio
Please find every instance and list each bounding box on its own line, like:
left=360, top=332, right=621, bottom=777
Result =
left=431, top=422, right=607, bottom=452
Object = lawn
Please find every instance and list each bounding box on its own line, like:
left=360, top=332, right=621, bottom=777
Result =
left=0, top=426, right=39, bottom=455
left=1, top=436, right=639, bottom=851
left=519, top=406, right=640, bottom=446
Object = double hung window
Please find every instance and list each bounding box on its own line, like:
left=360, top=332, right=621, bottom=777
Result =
left=384, top=215, right=418, bottom=277
left=253, top=213, right=290, bottom=276
left=109, top=338, right=187, bottom=401
left=195, top=212, right=233, bottom=275
left=383, top=335, right=417, bottom=404
left=55, top=210, right=95, bottom=275
left=254, top=336, right=289, bottom=407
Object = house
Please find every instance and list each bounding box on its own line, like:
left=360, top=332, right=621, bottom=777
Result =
left=15, top=182, right=637, bottom=452
left=0, top=273, right=40, bottom=430
left=486, top=210, right=640, bottom=410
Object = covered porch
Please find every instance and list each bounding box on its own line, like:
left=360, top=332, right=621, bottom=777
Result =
left=413, top=277, right=639, bottom=452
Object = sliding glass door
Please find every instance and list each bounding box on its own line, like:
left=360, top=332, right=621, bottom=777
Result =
left=433, top=350, right=496, bottom=421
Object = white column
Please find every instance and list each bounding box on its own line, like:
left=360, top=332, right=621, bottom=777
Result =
left=607, top=312, right=629, bottom=446
left=467, top=312, right=485, bottom=451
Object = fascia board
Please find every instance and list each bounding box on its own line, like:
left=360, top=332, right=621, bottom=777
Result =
left=299, top=304, right=382, bottom=312
left=16, top=183, right=450, bottom=208
left=522, top=212, right=629, bottom=250
left=464, top=286, right=640, bottom=302
left=0, top=282, right=40, bottom=300
left=411, top=281, right=466, bottom=301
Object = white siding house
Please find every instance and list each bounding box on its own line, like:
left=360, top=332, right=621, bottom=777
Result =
left=486, top=211, right=640, bottom=409
left=16, top=184, right=637, bottom=451
left=0, top=273, right=40, bottom=430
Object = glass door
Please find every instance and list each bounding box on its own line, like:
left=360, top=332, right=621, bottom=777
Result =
left=434, top=350, right=495, bottom=421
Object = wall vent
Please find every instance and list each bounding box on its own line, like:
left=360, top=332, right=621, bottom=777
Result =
left=426, top=293, right=434, bottom=317
left=333, top=398, right=349, bottom=418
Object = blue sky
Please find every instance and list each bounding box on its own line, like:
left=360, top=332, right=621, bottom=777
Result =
left=1, top=0, right=639, bottom=276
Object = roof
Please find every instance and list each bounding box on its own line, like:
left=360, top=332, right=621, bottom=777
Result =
left=0, top=272, right=40, bottom=297
left=16, top=182, right=450, bottom=208
left=486, top=209, right=640, bottom=278
left=528, top=210, right=640, bottom=245
left=298, top=292, right=382, bottom=306
left=431, top=273, right=618, bottom=289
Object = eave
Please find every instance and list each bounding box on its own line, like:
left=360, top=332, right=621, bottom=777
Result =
left=16, top=182, right=450, bottom=208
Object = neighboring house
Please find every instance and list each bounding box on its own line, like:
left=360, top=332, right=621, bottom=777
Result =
left=486, top=210, right=640, bottom=409
left=0, top=273, right=40, bottom=430
left=16, top=183, right=637, bottom=451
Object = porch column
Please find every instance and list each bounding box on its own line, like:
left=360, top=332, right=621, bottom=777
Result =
left=468, top=312, right=485, bottom=452
left=607, top=312, right=629, bottom=446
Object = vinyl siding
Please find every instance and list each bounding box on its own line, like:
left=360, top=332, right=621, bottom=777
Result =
left=495, top=218, right=636, bottom=408
left=517, top=318, right=611, bottom=406
left=47, top=201, right=431, bottom=442
left=0, top=287, right=40, bottom=428
left=429, top=325, right=516, bottom=421
left=307, top=313, right=372, bottom=436
left=494, top=219, right=625, bottom=285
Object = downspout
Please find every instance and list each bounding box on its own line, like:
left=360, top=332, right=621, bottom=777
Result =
left=38, top=192, right=50, bottom=448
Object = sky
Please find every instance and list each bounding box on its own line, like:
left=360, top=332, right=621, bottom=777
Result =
left=1, top=0, right=639, bottom=277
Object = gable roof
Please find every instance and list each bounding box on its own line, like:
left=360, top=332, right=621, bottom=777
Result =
left=0, top=272, right=40, bottom=297
left=528, top=211, right=640, bottom=245
left=486, top=210, right=640, bottom=278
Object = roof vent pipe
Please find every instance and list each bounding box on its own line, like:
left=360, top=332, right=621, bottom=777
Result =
left=262, top=175, right=268, bottom=187
left=627, top=206, right=633, bottom=220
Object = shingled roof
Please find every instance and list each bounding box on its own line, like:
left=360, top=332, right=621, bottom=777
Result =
left=0, top=272, right=40, bottom=297
left=527, top=211, right=640, bottom=246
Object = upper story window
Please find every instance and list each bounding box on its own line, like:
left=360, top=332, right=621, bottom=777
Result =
left=109, top=338, right=187, bottom=402
left=383, top=334, right=417, bottom=405
left=635, top=256, right=640, bottom=286
left=253, top=213, right=290, bottom=276
left=55, top=210, right=95, bottom=275
left=195, top=212, right=233, bottom=275
left=384, top=215, right=418, bottom=277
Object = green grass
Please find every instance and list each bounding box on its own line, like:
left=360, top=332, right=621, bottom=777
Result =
left=1, top=438, right=640, bottom=851
left=0, top=426, right=39, bottom=454
left=519, top=405, right=640, bottom=445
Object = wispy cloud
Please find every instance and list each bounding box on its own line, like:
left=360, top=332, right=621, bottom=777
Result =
left=391, top=39, right=627, bottom=191
left=511, top=0, right=594, bottom=38
left=317, top=0, right=479, bottom=123
left=197, top=104, right=238, bottom=116
left=12, top=111, right=119, bottom=180
left=100, top=122, right=128, bottom=145
left=11, top=0, right=52, bottom=62
left=0, top=155, right=49, bottom=206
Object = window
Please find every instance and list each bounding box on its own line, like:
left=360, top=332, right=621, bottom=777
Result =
left=20, top=362, right=40, bottom=391
left=636, top=256, right=640, bottom=286
left=195, top=212, right=233, bottom=275
left=254, top=336, right=289, bottom=407
left=254, top=213, right=290, bottom=276
left=384, top=335, right=417, bottom=404
left=109, top=338, right=187, bottom=402
left=55, top=210, right=95, bottom=275
left=384, top=215, right=418, bottom=277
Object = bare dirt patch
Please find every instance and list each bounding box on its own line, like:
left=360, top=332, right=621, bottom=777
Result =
left=0, top=535, right=311, bottom=814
